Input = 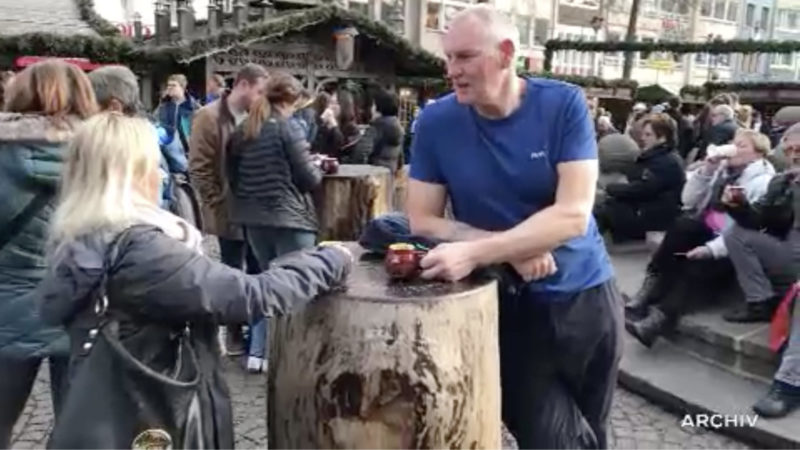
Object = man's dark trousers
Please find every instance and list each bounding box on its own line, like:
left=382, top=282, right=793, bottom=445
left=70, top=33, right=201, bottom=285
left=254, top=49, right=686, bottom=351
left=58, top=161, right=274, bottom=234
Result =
left=500, top=280, right=624, bottom=449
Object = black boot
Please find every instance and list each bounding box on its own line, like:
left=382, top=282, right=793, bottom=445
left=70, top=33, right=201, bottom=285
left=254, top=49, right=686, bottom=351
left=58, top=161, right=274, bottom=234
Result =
left=752, top=382, right=800, bottom=418
left=625, top=306, right=668, bottom=348
left=723, top=298, right=777, bottom=323
left=624, top=271, right=663, bottom=319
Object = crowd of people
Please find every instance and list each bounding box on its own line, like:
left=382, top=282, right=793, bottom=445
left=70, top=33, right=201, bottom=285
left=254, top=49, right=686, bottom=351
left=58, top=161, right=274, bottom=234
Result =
left=0, top=53, right=417, bottom=446
left=592, top=92, right=800, bottom=419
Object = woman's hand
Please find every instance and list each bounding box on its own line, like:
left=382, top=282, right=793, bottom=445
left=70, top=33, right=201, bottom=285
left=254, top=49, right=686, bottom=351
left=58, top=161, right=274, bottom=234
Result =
left=721, top=185, right=746, bottom=206
left=686, top=246, right=712, bottom=260
left=318, top=241, right=354, bottom=265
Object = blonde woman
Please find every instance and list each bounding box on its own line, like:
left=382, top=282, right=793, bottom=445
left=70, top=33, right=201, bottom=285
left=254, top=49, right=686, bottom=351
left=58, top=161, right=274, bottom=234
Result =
left=37, top=113, right=351, bottom=448
left=0, top=60, right=98, bottom=446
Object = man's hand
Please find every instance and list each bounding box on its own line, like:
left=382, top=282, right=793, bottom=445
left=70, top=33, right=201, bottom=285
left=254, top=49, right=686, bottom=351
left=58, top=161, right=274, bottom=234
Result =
left=511, top=253, right=558, bottom=282
left=419, top=242, right=480, bottom=281
left=686, top=246, right=712, bottom=260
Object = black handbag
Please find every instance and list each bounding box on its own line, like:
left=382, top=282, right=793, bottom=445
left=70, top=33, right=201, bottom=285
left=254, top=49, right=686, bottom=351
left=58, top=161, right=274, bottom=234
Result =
left=48, top=231, right=207, bottom=450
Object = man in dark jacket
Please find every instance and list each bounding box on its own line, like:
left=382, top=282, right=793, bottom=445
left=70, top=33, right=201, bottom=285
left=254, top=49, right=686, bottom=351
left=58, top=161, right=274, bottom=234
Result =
left=666, top=96, right=695, bottom=159
left=156, top=74, right=200, bottom=153
left=722, top=123, right=800, bottom=418
left=189, top=64, right=268, bottom=356
left=596, top=113, right=686, bottom=242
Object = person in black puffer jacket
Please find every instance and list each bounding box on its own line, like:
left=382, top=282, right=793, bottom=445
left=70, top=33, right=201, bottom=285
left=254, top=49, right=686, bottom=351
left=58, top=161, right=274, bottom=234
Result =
left=595, top=113, right=686, bottom=243
left=226, top=72, right=323, bottom=373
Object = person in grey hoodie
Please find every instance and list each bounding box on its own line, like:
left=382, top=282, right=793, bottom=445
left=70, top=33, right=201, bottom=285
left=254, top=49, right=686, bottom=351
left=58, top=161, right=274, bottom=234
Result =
left=37, top=113, right=352, bottom=448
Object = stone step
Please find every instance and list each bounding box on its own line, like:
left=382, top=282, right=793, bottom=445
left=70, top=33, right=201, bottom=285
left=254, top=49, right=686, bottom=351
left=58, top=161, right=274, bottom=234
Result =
left=619, top=332, right=800, bottom=448
left=610, top=252, right=779, bottom=381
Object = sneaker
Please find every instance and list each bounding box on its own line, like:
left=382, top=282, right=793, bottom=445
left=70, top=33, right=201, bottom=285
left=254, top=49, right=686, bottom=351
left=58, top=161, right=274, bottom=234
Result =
left=246, top=356, right=264, bottom=374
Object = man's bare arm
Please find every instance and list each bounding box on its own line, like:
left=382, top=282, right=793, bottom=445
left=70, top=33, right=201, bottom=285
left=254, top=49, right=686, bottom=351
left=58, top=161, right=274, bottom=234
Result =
left=406, top=179, right=494, bottom=242
left=471, top=160, right=598, bottom=264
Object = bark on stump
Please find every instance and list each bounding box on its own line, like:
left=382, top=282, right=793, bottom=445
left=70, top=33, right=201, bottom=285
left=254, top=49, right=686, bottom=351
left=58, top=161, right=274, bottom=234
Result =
left=267, top=246, right=501, bottom=449
left=314, top=164, right=392, bottom=241
left=392, top=165, right=409, bottom=212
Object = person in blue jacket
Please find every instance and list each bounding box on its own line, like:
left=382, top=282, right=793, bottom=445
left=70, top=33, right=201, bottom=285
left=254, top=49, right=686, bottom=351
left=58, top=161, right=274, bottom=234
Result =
left=155, top=74, right=200, bottom=155
left=89, top=66, right=188, bottom=209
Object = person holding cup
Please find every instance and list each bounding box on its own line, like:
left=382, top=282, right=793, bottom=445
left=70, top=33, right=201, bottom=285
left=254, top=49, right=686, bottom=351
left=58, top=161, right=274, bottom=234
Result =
left=625, top=129, right=775, bottom=347
left=720, top=123, right=800, bottom=418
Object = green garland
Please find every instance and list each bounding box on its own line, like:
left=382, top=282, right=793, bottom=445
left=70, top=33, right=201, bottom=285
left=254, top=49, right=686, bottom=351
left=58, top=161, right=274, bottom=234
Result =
left=161, top=5, right=444, bottom=76
left=531, top=72, right=638, bottom=90
left=543, top=39, right=800, bottom=72
left=75, top=0, right=120, bottom=37
left=0, top=5, right=443, bottom=76
left=680, top=81, right=800, bottom=100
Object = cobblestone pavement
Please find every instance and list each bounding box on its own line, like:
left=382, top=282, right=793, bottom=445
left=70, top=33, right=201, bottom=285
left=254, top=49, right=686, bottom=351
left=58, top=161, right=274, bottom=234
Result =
left=10, top=359, right=752, bottom=449
left=9, top=237, right=751, bottom=449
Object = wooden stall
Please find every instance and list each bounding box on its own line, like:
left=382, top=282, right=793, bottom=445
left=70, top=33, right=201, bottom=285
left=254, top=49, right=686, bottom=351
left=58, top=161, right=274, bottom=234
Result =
left=268, top=244, right=502, bottom=449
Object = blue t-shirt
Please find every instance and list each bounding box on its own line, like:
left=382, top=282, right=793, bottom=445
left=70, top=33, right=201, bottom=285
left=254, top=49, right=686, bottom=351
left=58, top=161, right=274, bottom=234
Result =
left=410, top=78, right=613, bottom=295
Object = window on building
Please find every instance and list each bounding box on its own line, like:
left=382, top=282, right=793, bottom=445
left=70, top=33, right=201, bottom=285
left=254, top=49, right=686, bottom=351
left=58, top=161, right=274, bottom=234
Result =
left=713, top=0, right=726, bottom=19
left=773, top=53, right=793, bottom=66
left=700, top=0, right=712, bottom=16
left=695, top=53, right=708, bottom=64
left=727, top=1, right=738, bottom=21
left=517, top=15, right=533, bottom=47
left=761, top=7, right=770, bottom=29
left=746, top=4, right=755, bottom=25
left=789, top=11, right=798, bottom=28
left=348, top=0, right=369, bottom=16
left=425, top=0, right=476, bottom=30
left=533, top=18, right=549, bottom=46
left=661, top=0, right=676, bottom=13
left=426, top=2, right=442, bottom=29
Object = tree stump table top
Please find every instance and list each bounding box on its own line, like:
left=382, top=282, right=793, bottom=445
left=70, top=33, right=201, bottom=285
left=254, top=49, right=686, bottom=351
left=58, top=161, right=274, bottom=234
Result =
left=336, top=244, right=495, bottom=303
left=323, top=164, right=391, bottom=179
left=315, top=165, right=393, bottom=241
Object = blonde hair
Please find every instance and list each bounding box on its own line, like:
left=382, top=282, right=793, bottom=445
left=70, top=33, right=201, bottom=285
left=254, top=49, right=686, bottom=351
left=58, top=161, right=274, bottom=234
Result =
left=735, top=128, right=771, bottom=155
left=50, top=113, right=161, bottom=245
left=168, top=73, right=188, bottom=88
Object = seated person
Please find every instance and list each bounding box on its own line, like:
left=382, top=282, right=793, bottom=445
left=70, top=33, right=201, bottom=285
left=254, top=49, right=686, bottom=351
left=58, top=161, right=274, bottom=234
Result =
left=752, top=283, right=800, bottom=419
left=625, top=128, right=775, bottom=347
left=595, top=113, right=685, bottom=243
left=721, top=124, right=800, bottom=323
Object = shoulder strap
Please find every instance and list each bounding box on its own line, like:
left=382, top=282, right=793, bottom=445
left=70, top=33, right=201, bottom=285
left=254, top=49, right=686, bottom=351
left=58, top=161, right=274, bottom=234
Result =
left=0, top=192, right=51, bottom=252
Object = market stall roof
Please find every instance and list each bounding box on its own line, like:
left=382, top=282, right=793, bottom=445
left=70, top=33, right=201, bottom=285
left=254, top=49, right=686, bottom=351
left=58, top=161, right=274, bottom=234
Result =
left=0, top=0, right=111, bottom=37
left=146, top=5, right=445, bottom=77
left=636, top=84, right=676, bottom=103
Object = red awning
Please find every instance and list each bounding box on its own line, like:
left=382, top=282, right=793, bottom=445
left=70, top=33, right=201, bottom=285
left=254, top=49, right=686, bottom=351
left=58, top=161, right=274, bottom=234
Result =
left=14, top=56, right=108, bottom=71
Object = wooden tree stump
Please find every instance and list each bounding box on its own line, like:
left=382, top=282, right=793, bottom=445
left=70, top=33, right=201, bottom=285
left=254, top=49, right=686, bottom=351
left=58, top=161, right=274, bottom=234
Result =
left=315, top=165, right=392, bottom=241
left=267, top=245, right=501, bottom=449
left=392, top=165, right=409, bottom=212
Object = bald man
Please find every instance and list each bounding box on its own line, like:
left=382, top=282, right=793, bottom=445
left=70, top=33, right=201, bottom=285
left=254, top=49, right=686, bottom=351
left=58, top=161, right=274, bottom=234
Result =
left=407, top=5, right=622, bottom=449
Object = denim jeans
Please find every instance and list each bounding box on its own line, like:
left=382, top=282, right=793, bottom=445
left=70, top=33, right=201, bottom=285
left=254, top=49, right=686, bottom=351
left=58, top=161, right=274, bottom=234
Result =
left=245, top=226, right=316, bottom=359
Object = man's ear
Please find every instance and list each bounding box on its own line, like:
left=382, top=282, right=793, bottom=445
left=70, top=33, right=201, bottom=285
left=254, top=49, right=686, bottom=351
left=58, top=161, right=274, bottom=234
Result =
left=498, top=39, right=516, bottom=69
left=108, top=98, right=125, bottom=113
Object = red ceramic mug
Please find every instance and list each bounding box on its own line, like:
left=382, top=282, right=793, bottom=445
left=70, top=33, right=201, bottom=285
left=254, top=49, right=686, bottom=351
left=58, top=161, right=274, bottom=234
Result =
left=385, top=243, right=425, bottom=280
left=321, top=157, right=339, bottom=174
